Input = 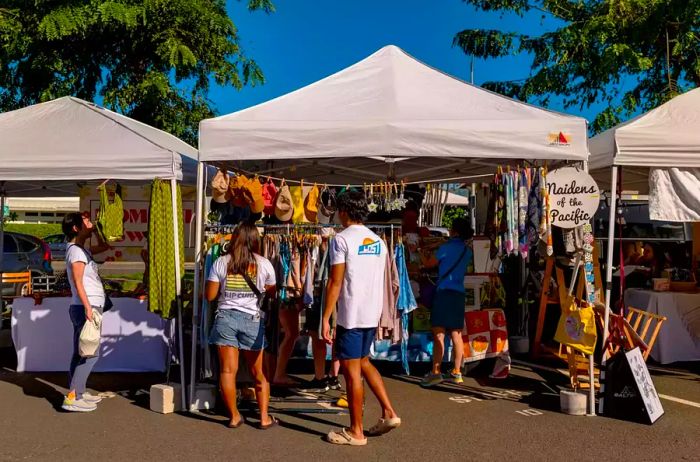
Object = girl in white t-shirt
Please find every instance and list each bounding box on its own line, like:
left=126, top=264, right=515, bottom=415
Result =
left=205, top=223, right=278, bottom=429
left=61, top=212, right=110, bottom=413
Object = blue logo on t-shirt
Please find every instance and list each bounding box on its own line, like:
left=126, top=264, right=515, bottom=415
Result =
left=358, top=239, right=381, bottom=255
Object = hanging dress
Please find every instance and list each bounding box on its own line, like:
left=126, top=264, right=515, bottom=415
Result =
left=97, top=184, right=124, bottom=242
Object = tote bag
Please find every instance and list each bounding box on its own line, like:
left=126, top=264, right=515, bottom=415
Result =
left=79, top=311, right=103, bottom=358
left=554, top=295, right=597, bottom=355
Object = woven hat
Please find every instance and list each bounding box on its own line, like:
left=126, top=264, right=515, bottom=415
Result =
left=317, top=187, right=336, bottom=224
left=228, top=174, right=249, bottom=207
left=304, top=183, right=320, bottom=223
left=262, top=179, right=278, bottom=216
left=274, top=180, right=294, bottom=222
left=242, top=176, right=265, bottom=214
left=211, top=170, right=230, bottom=204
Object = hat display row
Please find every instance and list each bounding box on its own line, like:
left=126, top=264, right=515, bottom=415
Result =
left=211, top=172, right=337, bottom=224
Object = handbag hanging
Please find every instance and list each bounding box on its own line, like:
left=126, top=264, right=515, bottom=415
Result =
left=79, top=311, right=103, bottom=357
left=554, top=294, right=598, bottom=355
left=553, top=251, right=597, bottom=355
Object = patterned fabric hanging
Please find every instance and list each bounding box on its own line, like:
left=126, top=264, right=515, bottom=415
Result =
left=97, top=184, right=124, bottom=242
left=582, top=223, right=597, bottom=303
left=148, top=179, right=184, bottom=319
left=518, top=169, right=530, bottom=257
left=527, top=168, right=542, bottom=250
left=485, top=182, right=498, bottom=259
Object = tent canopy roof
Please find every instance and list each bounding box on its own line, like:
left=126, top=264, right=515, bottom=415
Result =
left=590, top=87, right=700, bottom=170
left=200, top=45, right=588, bottom=184
left=0, top=96, right=197, bottom=186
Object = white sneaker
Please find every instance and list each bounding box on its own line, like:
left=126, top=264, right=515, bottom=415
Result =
left=82, top=392, right=103, bottom=404
left=62, top=397, right=97, bottom=412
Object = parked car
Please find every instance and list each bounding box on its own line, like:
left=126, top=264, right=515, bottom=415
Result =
left=44, top=233, right=68, bottom=260
left=1, top=232, right=53, bottom=297
left=427, top=226, right=449, bottom=237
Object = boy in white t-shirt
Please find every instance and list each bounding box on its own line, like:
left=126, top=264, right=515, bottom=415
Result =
left=322, top=190, right=401, bottom=446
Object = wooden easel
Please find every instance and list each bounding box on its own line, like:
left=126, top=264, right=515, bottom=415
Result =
left=532, top=244, right=603, bottom=390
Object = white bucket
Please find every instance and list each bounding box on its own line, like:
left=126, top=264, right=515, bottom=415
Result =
left=560, top=389, right=588, bottom=415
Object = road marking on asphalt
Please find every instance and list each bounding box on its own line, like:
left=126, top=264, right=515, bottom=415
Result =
left=658, top=394, right=700, bottom=409
left=516, top=409, right=543, bottom=416
left=541, top=383, right=559, bottom=394
left=449, top=395, right=483, bottom=404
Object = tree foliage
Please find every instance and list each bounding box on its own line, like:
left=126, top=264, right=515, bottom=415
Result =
left=442, top=206, right=468, bottom=229
left=0, top=1, right=274, bottom=145
left=454, top=1, right=700, bottom=133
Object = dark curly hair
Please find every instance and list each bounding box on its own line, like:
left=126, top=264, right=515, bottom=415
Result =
left=451, top=217, right=474, bottom=240
left=337, top=189, right=369, bottom=223
left=62, top=212, right=85, bottom=240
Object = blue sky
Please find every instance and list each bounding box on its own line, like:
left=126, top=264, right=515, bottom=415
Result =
left=209, top=0, right=602, bottom=122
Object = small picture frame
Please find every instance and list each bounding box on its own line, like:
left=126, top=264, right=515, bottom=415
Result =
left=464, top=275, right=489, bottom=312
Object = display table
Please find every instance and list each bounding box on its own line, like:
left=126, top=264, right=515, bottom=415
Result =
left=11, top=297, right=170, bottom=372
left=625, top=289, right=700, bottom=364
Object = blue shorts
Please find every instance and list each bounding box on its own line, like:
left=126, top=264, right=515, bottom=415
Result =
left=336, top=326, right=377, bottom=360
left=431, top=289, right=466, bottom=330
left=209, top=309, right=266, bottom=351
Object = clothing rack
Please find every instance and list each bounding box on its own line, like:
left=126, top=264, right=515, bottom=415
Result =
left=203, top=222, right=402, bottom=264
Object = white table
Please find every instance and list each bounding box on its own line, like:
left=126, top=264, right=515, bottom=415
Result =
left=11, top=297, right=170, bottom=372
left=625, top=289, right=700, bottom=364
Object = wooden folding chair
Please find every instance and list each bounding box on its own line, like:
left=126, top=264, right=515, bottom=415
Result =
left=598, top=305, right=667, bottom=362
left=623, top=306, right=667, bottom=361
left=1, top=271, right=33, bottom=297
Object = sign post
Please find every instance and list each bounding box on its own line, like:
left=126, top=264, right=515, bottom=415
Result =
left=547, top=167, right=601, bottom=416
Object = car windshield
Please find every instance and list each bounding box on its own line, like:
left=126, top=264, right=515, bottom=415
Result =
left=3, top=235, right=18, bottom=253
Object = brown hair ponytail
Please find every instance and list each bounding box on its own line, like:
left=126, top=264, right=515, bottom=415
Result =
left=227, top=223, right=260, bottom=276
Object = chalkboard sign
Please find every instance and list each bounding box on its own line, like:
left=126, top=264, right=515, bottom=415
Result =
left=604, top=347, right=664, bottom=424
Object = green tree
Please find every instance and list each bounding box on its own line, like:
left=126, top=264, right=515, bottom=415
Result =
left=0, top=1, right=273, bottom=145
left=442, top=206, right=468, bottom=229
left=454, top=1, right=700, bottom=133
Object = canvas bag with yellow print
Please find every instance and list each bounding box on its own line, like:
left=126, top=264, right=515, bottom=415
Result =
left=554, top=294, right=598, bottom=355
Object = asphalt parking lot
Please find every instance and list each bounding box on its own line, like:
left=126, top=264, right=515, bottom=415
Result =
left=1, top=350, right=699, bottom=462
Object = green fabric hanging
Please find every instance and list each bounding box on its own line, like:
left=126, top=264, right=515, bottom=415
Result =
left=97, top=184, right=124, bottom=242
left=148, top=179, right=184, bottom=319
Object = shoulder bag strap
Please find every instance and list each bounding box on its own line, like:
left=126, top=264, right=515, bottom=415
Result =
left=240, top=271, right=265, bottom=310
left=240, top=271, right=262, bottom=297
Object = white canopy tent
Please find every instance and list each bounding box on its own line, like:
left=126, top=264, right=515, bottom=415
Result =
left=199, top=45, right=588, bottom=184
left=0, top=96, right=196, bottom=408
left=191, top=44, right=590, bottom=410
left=588, top=87, right=700, bottom=412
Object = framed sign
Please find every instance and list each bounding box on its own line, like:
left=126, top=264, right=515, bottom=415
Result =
left=547, top=167, right=600, bottom=228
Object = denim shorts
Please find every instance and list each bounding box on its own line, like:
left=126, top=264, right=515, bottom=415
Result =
left=209, top=309, right=267, bottom=351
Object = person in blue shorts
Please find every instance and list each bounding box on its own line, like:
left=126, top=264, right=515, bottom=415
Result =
left=420, top=218, right=474, bottom=387
left=322, top=190, right=401, bottom=446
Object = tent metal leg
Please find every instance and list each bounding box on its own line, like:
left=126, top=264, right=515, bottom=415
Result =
left=0, top=188, right=5, bottom=310
left=170, top=178, right=186, bottom=411
left=598, top=165, right=618, bottom=415
left=189, top=162, right=205, bottom=411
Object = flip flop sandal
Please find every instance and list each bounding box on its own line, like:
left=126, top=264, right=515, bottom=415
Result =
left=367, top=417, right=402, bottom=436
left=327, top=428, right=367, bottom=446
left=258, top=416, right=279, bottom=430
left=227, top=416, right=245, bottom=428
